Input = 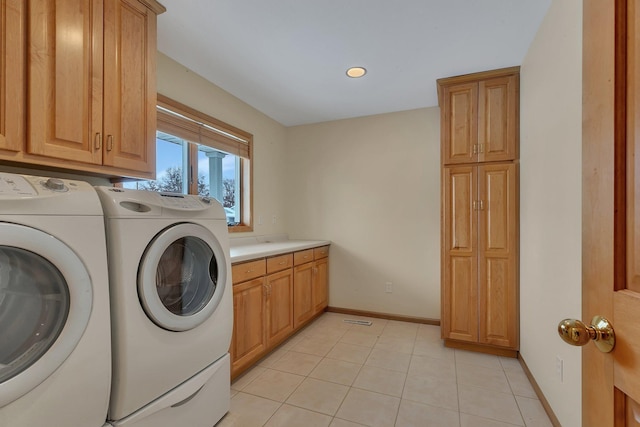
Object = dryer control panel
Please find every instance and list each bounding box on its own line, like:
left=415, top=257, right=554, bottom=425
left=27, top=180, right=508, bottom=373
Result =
left=95, top=186, right=226, bottom=220
left=158, top=192, right=205, bottom=210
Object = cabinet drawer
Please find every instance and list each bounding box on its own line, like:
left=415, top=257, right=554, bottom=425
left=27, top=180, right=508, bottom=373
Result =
left=266, top=253, right=293, bottom=274
left=232, top=259, right=266, bottom=284
left=294, top=249, right=314, bottom=266
left=314, top=246, right=329, bottom=260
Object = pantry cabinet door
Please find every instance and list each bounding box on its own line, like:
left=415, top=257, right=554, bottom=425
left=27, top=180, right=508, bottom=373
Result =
left=28, top=0, right=104, bottom=164
left=442, top=165, right=478, bottom=343
left=477, top=163, right=518, bottom=349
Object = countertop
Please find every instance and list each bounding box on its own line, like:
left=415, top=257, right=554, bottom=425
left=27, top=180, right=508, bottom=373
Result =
left=229, top=234, right=331, bottom=263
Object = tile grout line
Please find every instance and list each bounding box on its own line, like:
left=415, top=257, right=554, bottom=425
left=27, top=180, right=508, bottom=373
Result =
left=228, top=313, right=550, bottom=426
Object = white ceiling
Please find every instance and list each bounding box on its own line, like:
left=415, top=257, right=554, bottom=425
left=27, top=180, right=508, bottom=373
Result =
left=157, top=1, right=551, bottom=127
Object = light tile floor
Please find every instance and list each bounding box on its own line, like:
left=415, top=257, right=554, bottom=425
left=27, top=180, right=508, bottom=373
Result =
left=218, top=312, right=553, bottom=427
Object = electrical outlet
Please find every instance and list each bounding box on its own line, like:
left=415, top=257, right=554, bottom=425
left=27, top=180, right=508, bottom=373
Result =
left=556, top=355, right=564, bottom=383
left=385, top=282, right=393, bottom=293
left=272, top=215, right=277, bottom=224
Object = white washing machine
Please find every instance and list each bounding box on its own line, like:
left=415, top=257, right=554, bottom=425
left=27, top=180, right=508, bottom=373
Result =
left=0, top=172, right=111, bottom=427
left=95, top=187, right=232, bottom=427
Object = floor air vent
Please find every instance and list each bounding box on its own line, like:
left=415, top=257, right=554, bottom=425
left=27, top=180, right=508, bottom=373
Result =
left=343, top=319, right=372, bottom=326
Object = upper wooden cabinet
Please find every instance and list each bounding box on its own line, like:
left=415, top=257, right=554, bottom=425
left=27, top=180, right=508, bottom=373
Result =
left=438, top=67, right=519, bottom=165
left=0, top=0, right=25, bottom=153
left=28, top=0, right=164, bottom=175
left=0, top=0, right=164, bottom=179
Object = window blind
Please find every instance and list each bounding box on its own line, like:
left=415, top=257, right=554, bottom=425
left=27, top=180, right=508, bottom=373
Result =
left=156, top=94, right=252, bottom=159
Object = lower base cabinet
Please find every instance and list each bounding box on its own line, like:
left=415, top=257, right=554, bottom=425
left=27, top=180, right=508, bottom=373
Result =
left=230, top=245, right=329, bottom=379
left=265, top=269, right=294, bottom=346
left=293, top=261, right=314, bottom=328
left=313, top=256, right=329, bottom=312
left=230, top=278, right=266, bottom=375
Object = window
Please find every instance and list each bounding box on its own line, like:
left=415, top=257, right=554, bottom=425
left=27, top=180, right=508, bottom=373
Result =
left=124, top=95, right=253, bottom=231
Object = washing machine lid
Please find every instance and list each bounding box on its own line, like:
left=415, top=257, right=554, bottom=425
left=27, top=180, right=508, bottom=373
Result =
left=0, top=223, right=92, bottom=408
left=138, top=222, right=227, bottom=332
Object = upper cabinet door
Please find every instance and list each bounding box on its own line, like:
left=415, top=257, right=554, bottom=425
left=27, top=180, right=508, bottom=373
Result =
left=0, top=0, right=25, bottom=153
left=102, top=0, right=156, bottom=173
left=440, top=82, right=478, bottom=165
left=477, top=75, right=519, bottom=163
left=439, top=67, right=519, bottom=165
left=28, top=0, right=104, bottom=164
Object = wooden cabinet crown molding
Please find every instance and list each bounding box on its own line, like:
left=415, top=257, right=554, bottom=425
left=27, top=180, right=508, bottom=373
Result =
left=137, top=0, right=165, bottom=14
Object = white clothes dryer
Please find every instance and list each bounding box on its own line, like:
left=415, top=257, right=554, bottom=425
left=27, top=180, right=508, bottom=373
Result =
left=0, top=173, right=111, bottom=427
left=95, top=187, right=232, bottom=426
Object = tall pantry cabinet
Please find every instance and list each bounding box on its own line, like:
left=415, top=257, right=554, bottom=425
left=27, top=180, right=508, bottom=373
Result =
left=438, top=67, right=520, bottom=356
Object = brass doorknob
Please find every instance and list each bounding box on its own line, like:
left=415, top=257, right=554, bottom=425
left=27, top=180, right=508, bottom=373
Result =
left=557, top=315, right=615, bottom=353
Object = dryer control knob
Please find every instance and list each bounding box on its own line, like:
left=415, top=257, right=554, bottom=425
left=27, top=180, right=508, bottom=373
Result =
left=43, top=178, right=67, bottom=191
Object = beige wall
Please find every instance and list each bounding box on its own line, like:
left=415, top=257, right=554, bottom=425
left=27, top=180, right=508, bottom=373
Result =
left=519, top=1, right=583, bottom=426
left=157, top=53, right=289, bottom=237
left=286, top=109, right=441, bottom=319
left=158, top=54, right=444, bottom=319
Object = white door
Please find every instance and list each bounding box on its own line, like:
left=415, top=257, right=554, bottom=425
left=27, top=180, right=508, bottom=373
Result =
left=138, top=223, right=228, bottom=332
left=0, top=223, right=92, bottom=407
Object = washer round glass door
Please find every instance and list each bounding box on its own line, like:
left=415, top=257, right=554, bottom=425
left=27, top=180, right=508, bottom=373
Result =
left=138, top=223, right=227, bottom=332
left=0, top=223, right=92, bottom=407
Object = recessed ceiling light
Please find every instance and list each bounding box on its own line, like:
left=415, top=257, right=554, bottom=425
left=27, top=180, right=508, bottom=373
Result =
left=346, top=67, right=367, bottom=78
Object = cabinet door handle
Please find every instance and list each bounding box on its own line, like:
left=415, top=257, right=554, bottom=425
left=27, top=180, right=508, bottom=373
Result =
left=279, top=261, right=286, bottom=265
left=472, top=144, right=478, bottom=155
left=94, top=133, right=102, bottom=150
left=479, top=200, right=484, bottom=210
left=478, top=143, right=484, bottom=154
left=472, top=200, right=477, bottom=211
left=106, top=135, right=114, bottom=151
